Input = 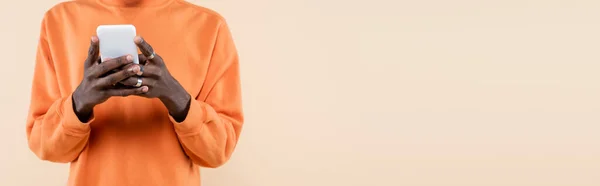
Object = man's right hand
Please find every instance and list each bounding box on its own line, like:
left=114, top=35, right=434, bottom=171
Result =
left=72, top=36, right=148, bottom=122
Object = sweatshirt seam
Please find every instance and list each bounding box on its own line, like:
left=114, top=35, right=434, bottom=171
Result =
left=39, top=13, right=64, bottom=97
left=61, top=122, right=89, bottom=137
left=201, top=23, right=229, bottom=102
left=95, top=0, right=175, bottom=9
left=175, top=122, right=203, bottom=137
left=177, top=130, right=202, bottom=138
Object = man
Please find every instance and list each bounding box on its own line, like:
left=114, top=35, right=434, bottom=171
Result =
left=25, top=0, right=244, bottom=185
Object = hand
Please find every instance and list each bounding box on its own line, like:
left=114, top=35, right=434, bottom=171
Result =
left=119, top=36, right=191, bottom=121
left=72, top=36, right=148, bottom=122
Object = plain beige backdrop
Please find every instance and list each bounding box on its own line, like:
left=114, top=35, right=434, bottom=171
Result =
left=2, top=0, right=600, bottom=185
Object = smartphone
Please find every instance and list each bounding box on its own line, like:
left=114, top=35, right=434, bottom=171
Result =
left=96, top=24, right=139, bottom=64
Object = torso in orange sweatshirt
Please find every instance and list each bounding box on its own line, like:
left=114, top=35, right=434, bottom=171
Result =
left=26, top=0, right=243, bottom=185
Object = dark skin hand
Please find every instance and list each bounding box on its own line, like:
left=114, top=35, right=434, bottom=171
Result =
left=118, top=36, right=192, bottom=122
left=72, top=36, right=148, bottom=122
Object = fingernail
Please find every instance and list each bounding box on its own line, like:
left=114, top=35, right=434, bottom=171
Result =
left=127, top=55, right=133, bottom=62
left=134, top=36, right=142, bottom=44
left=129, top=65, right=140, bottom=73
left=91, top=36, right=98, bottom=42
left=141, top=86, right=149, bottom=92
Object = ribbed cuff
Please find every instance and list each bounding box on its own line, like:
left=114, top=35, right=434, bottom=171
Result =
left=170, top=100, right=211, bottom=136
left=60, top=95, right=93, bottom=136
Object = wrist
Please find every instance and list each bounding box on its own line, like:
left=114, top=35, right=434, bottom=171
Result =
left=161, top=89, right=190, bottom=111
left=159, top=76, right=187, bottom=105
left=72, top=90, right=94, bottom=122
left=160, top=87, right=191, bottom=122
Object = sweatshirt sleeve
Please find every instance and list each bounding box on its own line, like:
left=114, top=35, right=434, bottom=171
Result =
left=169, top=21, right=244, bottom=168
left=25, top=15, right=94, bottom=163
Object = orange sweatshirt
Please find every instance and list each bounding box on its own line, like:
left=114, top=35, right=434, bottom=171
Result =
left=25, top=0, right=243, bottom=185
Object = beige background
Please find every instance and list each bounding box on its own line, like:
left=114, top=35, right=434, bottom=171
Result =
left=2, top=0, right=600, bottom=185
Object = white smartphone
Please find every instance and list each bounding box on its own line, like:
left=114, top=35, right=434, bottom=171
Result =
left=96, top=24, right=139, bottom=64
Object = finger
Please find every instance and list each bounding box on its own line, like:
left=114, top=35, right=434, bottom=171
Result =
left=138, top=65, right=144, bottom=76
left=138, top=54, right=148, bottom=65
left=105, top=86, right=149, bottom=97
left=97, top=64, right=141, bottom=87
left=134, top=36, right=163, bottom=65
left=84, top=36, right=100, bottom=69
left=121, top=63, right=137, bottom=70
left=100, top=57, right=122, bottom=76
left=134, top=36, right=154, bottom=57
left=97, top=63, right=139, bottom=80
left=89, top=55, right=133, bottom=77
left=120, top=77, right=157, bottom=87
left=137, top=65, right=162, bottom=77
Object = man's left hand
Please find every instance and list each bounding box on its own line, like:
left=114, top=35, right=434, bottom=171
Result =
left=120, top=36, right=191, bottom=121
